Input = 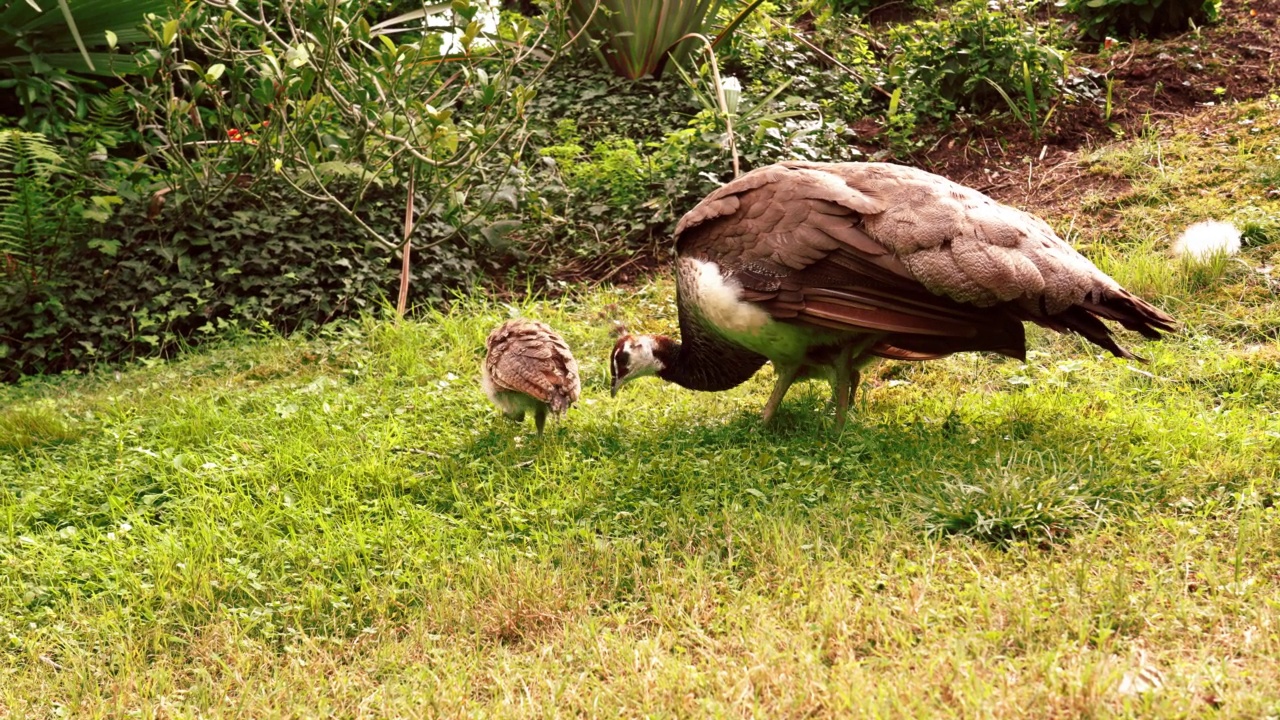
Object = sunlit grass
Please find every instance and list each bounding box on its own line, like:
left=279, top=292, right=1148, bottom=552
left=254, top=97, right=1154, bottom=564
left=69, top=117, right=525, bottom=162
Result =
left=2, top=104, right=1280, bottom=717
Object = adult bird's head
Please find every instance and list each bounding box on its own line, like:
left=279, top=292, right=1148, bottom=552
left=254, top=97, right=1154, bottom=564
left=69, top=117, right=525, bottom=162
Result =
left=609, top=334, right=674, bottom=397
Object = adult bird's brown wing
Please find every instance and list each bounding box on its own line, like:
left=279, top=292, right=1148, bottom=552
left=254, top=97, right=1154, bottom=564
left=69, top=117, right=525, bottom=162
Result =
left=675, top=164, right=1028, bottom=359
left=674, top=162, right=1175, bottom=360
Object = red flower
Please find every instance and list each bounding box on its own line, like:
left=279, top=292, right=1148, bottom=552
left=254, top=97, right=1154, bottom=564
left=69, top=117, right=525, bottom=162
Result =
left=225, top=128, right=257, bottom=145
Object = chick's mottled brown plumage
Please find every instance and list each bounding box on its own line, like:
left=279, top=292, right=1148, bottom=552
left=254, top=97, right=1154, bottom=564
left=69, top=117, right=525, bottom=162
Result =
left=482, top=319, right=581, bottom=434
left=609, top=161, right=1177, bottom=430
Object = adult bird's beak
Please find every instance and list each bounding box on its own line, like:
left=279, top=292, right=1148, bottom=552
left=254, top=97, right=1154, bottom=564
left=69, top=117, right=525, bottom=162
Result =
left=610, top=377, right=621, bottom=397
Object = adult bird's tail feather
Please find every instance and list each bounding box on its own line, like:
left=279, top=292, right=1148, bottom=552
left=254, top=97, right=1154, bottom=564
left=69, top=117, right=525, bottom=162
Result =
left=1026, top=290, right=1176, bottom=361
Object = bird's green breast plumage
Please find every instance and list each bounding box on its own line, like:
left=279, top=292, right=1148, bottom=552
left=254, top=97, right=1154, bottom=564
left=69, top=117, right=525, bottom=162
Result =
left=677, top=257, right=848, bottom=366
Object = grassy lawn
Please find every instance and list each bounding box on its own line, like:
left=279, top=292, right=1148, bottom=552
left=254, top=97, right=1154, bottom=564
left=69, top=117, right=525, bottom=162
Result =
left=3, top=102, right=1280, bottom=717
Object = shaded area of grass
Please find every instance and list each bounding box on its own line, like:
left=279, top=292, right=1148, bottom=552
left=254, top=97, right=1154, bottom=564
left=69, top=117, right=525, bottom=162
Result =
left=0, top=405, right=82, bottom=452
left=2, top=105, right=1280, bottom=717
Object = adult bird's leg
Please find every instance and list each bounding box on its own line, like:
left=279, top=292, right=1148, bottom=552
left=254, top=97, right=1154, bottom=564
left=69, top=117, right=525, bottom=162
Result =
left=761, top=364, right=802, bottom=425
left=534, top=406, right=548, bottom=436
left=833, top=366, right=860, bottom=433
left=832, top=338, right=877, bottom=432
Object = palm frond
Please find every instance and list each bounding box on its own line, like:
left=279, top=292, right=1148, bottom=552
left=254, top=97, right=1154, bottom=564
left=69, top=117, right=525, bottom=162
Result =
left=0, top=0, right=171, bottom=75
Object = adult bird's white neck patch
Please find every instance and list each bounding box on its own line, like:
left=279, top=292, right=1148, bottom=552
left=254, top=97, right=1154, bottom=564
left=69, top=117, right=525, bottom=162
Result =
left=626, top=335, right=664, bottom=374
left=680, top=258, right=771, bottom=334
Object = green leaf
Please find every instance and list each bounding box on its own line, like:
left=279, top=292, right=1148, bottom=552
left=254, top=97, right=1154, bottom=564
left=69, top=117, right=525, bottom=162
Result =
left=87, top=237, right=121, bottom=255
left=205, top=63, right=225, bottom=82
left=161, top=18, right=179, bottom=46
left=253, top=77, right=277, bottom=105
left=285, top=43, right=311, bottom=69
left=55, top=0, right=95, bottom=71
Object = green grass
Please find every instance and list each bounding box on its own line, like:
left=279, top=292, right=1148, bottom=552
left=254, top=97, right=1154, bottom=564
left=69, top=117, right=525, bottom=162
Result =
left=3, top=106, right=1280, bottom=717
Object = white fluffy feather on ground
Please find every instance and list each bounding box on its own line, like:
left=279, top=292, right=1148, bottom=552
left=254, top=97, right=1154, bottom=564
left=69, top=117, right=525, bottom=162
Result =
left=1170, top=220, right=1242, bottom=262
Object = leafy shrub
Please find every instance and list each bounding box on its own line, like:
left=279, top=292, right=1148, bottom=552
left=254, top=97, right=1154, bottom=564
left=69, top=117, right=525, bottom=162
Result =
left=886, top=0, right=1071, bottom=128
left=0, top=183, right=484, bottom=380
left=521, top=63, right=703, bottom=148
left=679, top=61, right=868, bottom=169
left=125, top=0, right=542, bottom=304
left=714, top=11, right=886, bottom=155
left=524, top=119, right=722, bottom=263
left=818, top=0, right=936, bottom=17
left=723, top=16, right=867, bottom=109
left=3, top=5, right=751, bottom=378
left=511, top=64, right=720, bottom=266
left=548, top=136, right=652, bottom=206
left=1064, top=0, right=1220, bottom=40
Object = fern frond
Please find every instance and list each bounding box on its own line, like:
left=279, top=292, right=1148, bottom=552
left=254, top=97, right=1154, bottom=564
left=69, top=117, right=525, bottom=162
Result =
left=0, top=130, right=65, bottom=181
left=89, top=86, right=132, bottom=134
left=0, top=130, right=69, bottom=258
left=0, top=133, right=16, bottom=201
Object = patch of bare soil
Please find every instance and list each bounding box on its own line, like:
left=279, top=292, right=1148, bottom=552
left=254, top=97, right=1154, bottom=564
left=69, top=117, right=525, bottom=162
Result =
left=911, top=0, right=1280, bottom=214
